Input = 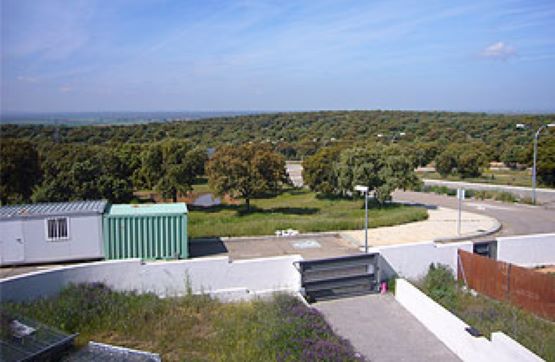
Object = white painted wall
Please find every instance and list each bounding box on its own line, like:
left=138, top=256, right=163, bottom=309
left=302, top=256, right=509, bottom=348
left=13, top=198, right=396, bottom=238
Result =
left=395, top=279, right=542, bottom=362
left=0, top=214, right=104, bottom=266
left=371, top=241, right=473, bottom=281
left=0, top=255, right=303, bottom=303
left=496, top=233, right=555, bottom=267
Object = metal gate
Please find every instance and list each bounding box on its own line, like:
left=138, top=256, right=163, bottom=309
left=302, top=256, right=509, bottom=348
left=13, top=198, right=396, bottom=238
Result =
left=295, top=253, right=380, bottom=302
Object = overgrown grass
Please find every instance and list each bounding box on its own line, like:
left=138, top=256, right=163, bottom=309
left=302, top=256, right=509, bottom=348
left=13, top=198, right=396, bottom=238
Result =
left=417, top=169, right=540, bottom=188
left=189, top=188, right=428, bottom=238
left=415, top=185, right=534, bottom=204
left=2, top=283, right=363, bottom=362
left=418, top=265, right=555, bottom=360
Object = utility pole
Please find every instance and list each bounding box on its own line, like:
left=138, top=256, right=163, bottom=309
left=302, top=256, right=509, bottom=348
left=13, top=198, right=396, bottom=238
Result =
left=355, top=185, right=369, bottom=253
left=532, top=123, right=555, bottom=204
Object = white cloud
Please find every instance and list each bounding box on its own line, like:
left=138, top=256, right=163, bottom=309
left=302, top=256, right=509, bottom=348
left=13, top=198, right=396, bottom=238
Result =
left=59, top=85, right=73, bottom=93
left=481, top=42, right=516, bottom=60
left=17, top=75, right=39, bottom=83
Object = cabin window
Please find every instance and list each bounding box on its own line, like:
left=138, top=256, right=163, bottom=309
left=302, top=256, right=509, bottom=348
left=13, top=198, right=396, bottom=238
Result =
left=46, top=217, right=70, bottom=241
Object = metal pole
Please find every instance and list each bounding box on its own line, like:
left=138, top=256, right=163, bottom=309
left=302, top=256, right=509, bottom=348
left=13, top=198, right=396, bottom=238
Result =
left=532, top=127, right=542, bottom=205
left=457, top=193, right=462, bottom=235
left=364, top=191, right=368, bottom=254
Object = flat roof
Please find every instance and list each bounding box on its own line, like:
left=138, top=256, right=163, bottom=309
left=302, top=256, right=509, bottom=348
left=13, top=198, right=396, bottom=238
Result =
left=0, top=200, right=107, bottom=220
left=107, top=203, right=188, bottom=216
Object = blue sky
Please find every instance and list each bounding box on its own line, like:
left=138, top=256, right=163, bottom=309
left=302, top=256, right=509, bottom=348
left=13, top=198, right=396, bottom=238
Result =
left=2, top=0, right=555, bottom=113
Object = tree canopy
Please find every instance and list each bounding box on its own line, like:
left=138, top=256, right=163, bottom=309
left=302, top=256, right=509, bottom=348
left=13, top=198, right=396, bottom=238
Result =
left=206, top=143, right=287, bottom=210
left=0, top=139, right=42, bottom=204
left=303, top=144, right=421, bottom=203
left=139, top=139, right=207, bottom=202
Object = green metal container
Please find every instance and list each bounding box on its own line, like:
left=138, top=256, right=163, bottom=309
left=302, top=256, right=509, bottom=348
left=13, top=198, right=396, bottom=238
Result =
left=103, top=203, right=188, bottom=260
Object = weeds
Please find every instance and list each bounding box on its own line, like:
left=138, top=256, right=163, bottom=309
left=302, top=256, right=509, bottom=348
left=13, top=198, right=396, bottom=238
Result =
left=417, top=265, right=555, bottom=361
left=418, top=185, right=534, bottom=205
left=1, top=284, right=363, bottom=362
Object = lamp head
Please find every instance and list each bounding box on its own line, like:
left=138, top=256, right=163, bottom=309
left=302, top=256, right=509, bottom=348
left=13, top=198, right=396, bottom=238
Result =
left=355, top=185, right=369, bottom=193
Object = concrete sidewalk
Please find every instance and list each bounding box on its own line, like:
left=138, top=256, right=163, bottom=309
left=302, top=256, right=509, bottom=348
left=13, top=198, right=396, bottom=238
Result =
left=316, top=294, right=460, bottom=362
left=341, top=206, right=499, bottom=247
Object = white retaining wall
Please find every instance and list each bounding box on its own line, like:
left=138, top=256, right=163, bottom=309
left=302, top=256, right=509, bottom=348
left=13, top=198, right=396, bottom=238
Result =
left=395, top=279, right=542, bottom=362
left=0, top=255, right=303, bottom=303
left=371, top=241, right=473, bottom=280
left=496, top=233, right=555, bottom=267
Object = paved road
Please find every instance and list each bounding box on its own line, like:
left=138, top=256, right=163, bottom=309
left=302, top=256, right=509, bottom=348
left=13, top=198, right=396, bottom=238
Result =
left=393, top=191, right=555, bottom=237
left=316, top=294, right=460, bottom=362
left=423, top=179, right=555, bottom=205
left=286, top=161, right=303, bottom=187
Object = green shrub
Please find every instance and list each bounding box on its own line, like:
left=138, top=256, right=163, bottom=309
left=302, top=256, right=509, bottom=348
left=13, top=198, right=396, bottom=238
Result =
left=419, top=264, right=459, bottom=309
left=493, top=191, right=517, bottom=203
left=417, top=265, right=555, bottom=360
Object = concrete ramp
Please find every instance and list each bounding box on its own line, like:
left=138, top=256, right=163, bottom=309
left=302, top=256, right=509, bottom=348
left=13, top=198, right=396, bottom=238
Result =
left=315, top=294, right=460, bottom=362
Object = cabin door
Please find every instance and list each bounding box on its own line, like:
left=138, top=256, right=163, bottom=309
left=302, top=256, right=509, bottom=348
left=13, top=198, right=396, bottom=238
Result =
left=1, top=221, right=24, bottom=264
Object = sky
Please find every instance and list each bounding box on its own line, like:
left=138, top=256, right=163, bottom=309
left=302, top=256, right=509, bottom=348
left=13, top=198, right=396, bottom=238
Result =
left=1, top=0, right=555, bottom=113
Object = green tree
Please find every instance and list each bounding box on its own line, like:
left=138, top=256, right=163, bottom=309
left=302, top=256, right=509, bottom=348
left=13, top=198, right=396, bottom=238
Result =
left=32, top=144, right=134, bottom=203
left=140, top=139, right=206, bottom=202
left=501, top=145, right=530, bottom=169
left=435, top=143, right=488, bottom=178
left=0, top=139, right=42, bottom=204
left=537, top=138, right=555, bottom=187
left=302, top=147, right=342, bottom=194
left=206, top=143, right=287, bottom=210
left=336, top=146, right=384, bottom=197
left=376, top=155, right=421, bottom=203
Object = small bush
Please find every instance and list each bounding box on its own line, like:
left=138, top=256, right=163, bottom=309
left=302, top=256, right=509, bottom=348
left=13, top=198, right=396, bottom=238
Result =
left=493, top=191, right=517, bottom=203
left=419, top=264, right=459, bottom=309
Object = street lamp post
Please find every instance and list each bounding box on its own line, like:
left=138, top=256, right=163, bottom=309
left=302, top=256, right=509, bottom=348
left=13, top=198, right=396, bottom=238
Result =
left=355, top=185, right=369, bottom=253
left=532, top=123, right=555, bottom=204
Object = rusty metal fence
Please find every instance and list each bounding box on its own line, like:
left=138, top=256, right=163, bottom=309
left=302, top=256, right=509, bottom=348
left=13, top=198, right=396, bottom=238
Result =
left=457, top=249, right=555, bottom=321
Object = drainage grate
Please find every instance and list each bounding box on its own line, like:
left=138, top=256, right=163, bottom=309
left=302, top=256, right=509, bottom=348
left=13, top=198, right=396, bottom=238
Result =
left=0, top=312, right=77, bottom=362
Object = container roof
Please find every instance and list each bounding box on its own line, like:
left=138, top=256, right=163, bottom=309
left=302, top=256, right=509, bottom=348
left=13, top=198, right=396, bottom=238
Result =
left=107, top=203, right=188, bottom=216
left=0, top=200, right=107, bottom=220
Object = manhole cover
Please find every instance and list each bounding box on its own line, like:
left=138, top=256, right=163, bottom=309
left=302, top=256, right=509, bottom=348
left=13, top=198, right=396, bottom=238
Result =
left=291, top=240, right=321, bottom=249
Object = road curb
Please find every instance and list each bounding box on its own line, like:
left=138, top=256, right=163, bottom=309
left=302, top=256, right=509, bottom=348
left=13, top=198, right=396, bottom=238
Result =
left=190, top=231, right=342, bottom=243
left=433, top=219, right=502, bottom=243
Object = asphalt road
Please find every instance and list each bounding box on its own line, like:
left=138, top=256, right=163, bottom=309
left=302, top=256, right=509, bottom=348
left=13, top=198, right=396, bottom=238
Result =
left=393, top=190, right=555, bottom=237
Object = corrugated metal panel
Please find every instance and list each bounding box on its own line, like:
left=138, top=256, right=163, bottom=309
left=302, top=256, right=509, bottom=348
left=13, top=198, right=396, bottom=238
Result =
left=107, top=203, right=187, bottom=216
left=458, top=250, right=555, bottom=321
left=0, top=200, right=107, bottom=220
left=103, top=213, right=188, bottom=260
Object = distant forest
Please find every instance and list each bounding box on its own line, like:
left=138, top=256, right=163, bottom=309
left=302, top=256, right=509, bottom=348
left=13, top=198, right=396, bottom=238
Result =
left=2, top=110, right=554, bottom=160
left=2, top=111, right=555, bottom=205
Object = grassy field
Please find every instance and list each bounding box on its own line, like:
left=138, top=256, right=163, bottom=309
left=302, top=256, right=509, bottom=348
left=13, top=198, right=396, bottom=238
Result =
left=418, top=265, right=555, bottom=360
left=189, top=187, right=428, bottom=238
left=2, top=284, right=362, bottom=362
left=417, top=168, right=544, bottom=188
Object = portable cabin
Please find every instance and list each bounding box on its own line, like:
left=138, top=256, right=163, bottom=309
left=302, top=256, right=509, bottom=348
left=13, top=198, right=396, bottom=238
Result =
left=102, top=203, right=188, bottom=260
left=0, top=200, right=107, bottom=266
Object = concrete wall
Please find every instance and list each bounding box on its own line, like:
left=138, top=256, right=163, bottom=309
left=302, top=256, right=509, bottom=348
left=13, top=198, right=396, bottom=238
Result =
left=496, top=233, right=555, bottom=267
left=0, top=214, right=104, bottom=266
left=0, top=255, right=302, bottom=303
left=395, top=279, right=542, bottom=362
left=373, top=241, right=473, bottom=281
